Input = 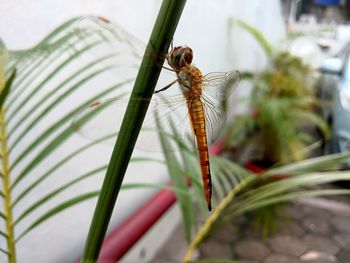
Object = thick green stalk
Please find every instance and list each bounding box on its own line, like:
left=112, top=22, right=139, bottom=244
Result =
left=0, top=108, right=16, bottom=263
left=81, top=0, right=187, bottom=261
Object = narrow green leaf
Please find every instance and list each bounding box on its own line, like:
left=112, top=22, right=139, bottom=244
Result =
left=12, top=17, right=81, bottom=58
left=9, top=17, right=81, bottom=74
left=8, top=30, right=83, bottom=99
left=11, top=83, right=130, bottom=187
left=0, top=68, right=16, bottom=109
left=13, top=133, right=117, bottom=206
left=230, top=172, right=350, bottom=214
left=169, top=120, right=202, bottom=187
left=157, top=114, right=195, bottom=242
left=8, top=53, right=119, bottom=137
left=16, top=191, right=100, bottom=242
left=167, top=115, right=205, bottom=215
left=7, top=40, right=103, bottom=123
left=266, top=152, right=350, bottom=176
left=9, top=64, right=118, bottom=151
left=14, top=166, right=107, bottom=225
left=0, top=247, right=9, bottom=255
left=181, top=150, right=208, bottom=212
left=0, top=230, right=8, bottom=240
left=232, top=189, right=350, bottom=215
left=0, top=211, right=6, bottom=220
left=14, top=156, right=164, bottom=224
left=213, top=165, right=231, bottom=195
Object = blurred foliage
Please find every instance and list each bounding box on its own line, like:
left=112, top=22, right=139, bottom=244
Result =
left=226, top=20, right=329, bottom=165
left=156, top=112, right=251, bottom=242
left=182, top=151, right=350, bottom=262
left=152, top=91, right=350, bottom=263
left=0, top=16, right=167, bottom=262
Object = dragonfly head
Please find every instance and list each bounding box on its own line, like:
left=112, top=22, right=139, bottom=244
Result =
left=168, top=45, right=193, bottom=70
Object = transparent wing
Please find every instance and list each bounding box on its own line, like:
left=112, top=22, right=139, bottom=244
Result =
left=72, top=93, right=196, bottom=153
left=201, top=70, right=240, bottom=144
left=74, top=15, right=172, bottom=70
left=69, top=16, right=192, bottom=152
left=72, top=70, right=240, bottom=152
left=5, top=15, right=148, bottom=152
left=69, top=16, right=240, bottom=152
left=203, top=70, right=240, bottom=100
left=73, top=15, right=145, bottom=61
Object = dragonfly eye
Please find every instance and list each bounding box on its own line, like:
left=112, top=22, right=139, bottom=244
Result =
left=183, top=47, right=193, bottom=64
left=169, top=46, right=193, bottom=69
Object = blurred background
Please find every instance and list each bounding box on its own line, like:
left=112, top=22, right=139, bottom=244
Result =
left=1, top=0, right=350, bottom=263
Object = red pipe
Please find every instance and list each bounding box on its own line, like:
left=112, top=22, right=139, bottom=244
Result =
left=244, top=160, right=265, bottom=173
left=76, top=188, right=176, bottom=263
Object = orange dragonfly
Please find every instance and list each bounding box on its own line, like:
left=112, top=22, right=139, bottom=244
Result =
left=155, top=45, right=240, bottom=211
left=73, top=16, right=240, bottom=211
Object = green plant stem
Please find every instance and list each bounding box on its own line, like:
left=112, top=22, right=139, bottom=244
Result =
left=0, top=108, right=16, bottom=263
left=183, top=175, right=256, bottom=263
left=81, top=1, right=187, bottom=262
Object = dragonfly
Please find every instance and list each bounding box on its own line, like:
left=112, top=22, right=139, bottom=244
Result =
left=73, top=16, right=240, bottom=211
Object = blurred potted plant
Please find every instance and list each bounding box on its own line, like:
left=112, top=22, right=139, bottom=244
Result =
left=152, top=98, right=350, bottom=262
left=182, top=151, right=350, bottom=263
left=207, top=20, right=331, bottom=237
left=225, top=20, right=329, bottom=168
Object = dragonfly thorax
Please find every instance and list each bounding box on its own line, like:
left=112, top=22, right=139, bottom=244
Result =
left=178, top=71, right=192, bottom=94
left=177, top=65, right=203, bottom=99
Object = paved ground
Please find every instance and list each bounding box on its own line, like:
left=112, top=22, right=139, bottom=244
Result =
left=153, top=196, right=350, bottom=263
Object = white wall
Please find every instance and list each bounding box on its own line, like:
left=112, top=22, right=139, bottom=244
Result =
left=0, top=1, right=286, bottom=262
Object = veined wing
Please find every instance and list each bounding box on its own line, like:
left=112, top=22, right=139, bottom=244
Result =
left=74, top=15, right=170, bottom=70
left=5, top=15, right=145, bottom=151
left=72, top=92, right=197, bottom=153
left=72, top=70, right=240, bottom=152
left=200, top=70, right=241, bottom=145
left=70, top=16, right=240, bottom=151
left=70, top=16, right=190, bottom=152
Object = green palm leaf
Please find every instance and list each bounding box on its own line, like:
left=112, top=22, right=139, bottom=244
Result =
left=0, top=15, right=158, bottom=262
left=183, top=152, right=350, bottom=262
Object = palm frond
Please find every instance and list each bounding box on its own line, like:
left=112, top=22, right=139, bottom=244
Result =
left=0, top=15, right=148, bottom=262
left=183, top=153, right=350, bottom=262
left=0, top=68, right=16, bottom=108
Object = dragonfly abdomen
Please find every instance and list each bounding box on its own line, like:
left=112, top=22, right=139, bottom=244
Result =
left=188, top=98, right=212, bottom=211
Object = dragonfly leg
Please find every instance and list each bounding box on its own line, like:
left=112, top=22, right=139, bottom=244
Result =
left=154, top=79, right=178, bottom=94
left=162, top=66, right=175, bottom=72
left=177, top=78, right=191, bottom=89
